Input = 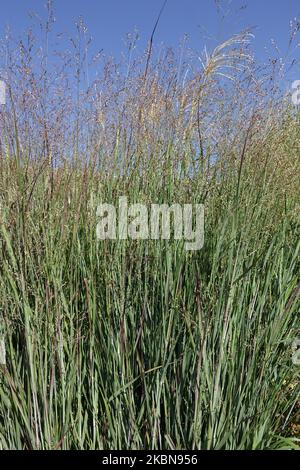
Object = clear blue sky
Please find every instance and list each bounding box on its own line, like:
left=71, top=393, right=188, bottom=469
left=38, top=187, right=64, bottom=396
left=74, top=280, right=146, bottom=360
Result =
left=0, top=1, right=299, bottom=75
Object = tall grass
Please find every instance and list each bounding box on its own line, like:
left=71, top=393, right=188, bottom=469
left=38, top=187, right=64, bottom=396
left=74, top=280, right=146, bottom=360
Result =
left=0, top=6, right=299, bottom=449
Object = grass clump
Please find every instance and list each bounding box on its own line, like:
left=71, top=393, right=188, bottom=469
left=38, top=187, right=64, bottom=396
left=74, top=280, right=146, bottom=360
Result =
left=0, top=7, right=299, bottom=450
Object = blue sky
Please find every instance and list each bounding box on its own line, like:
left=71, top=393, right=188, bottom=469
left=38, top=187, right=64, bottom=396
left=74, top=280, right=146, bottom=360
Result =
left=0, top=1, right=299, bottom=76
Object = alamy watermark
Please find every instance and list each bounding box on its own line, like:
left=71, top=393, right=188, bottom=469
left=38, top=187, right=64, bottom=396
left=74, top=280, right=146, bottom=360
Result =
left=291, top=80, right=300, bottom=105
left=0, top=80, right=6, bottom=105
left=292, top=338, right=300, bottom=365
left=96, top=197, right=204, bottom=251
left=0, top=338, right=6, bottom=366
